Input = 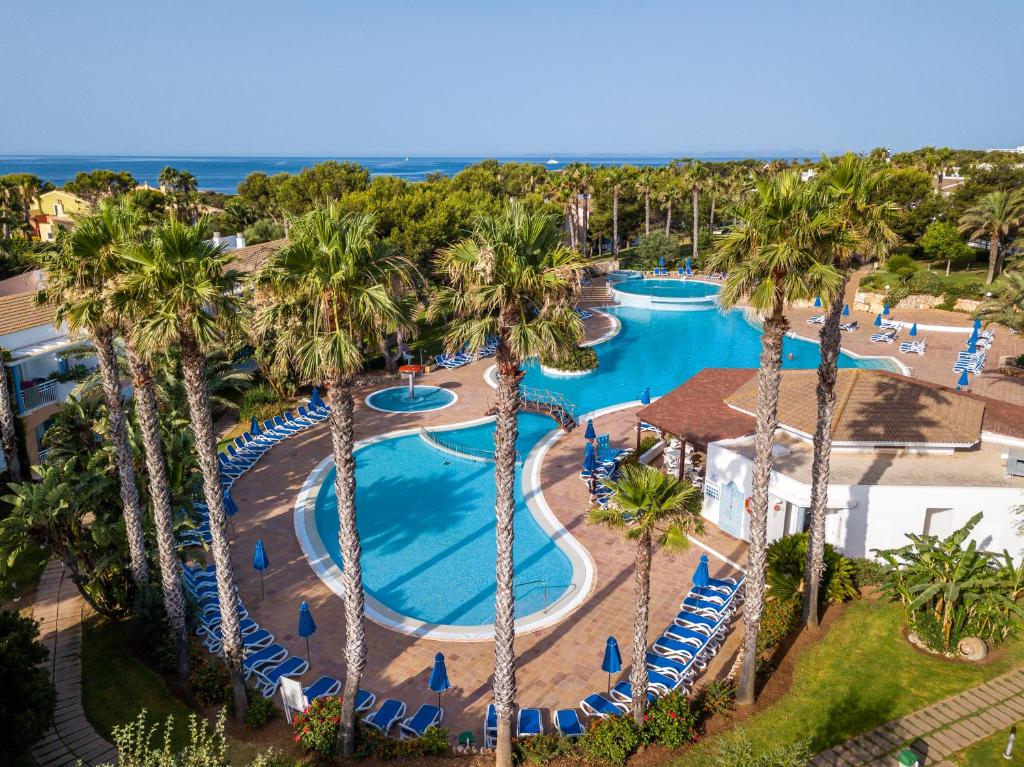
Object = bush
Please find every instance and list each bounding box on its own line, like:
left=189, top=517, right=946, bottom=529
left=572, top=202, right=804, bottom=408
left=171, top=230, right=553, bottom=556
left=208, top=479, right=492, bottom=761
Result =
left=130, top=584, right=176, bottom=673
left=693, top=679, right=735, bottom=722
left=765, top=533, right=860, bottom=607
left=355, top=720, right=450, bottom=760
left=238, top=383, right=290, bottom=426
left=189, top=658, right=232, bottom=707
left=104, top=709, right=230, bottom=767
left=538, top=345, right=598, bottom=372
left=0, top=610, right=55, bottom=762
left=848, top=557, right=887, bottom=588
left=756, top=597, right=800, bottom=655
left=714, top=732, right=812, bottom=767
left=292, top=695, right=342, bottom=757
left=640, top=690, right=699, bottom=749
left=243, top=218, right=285, bottom=245
left=513, top=733, right=579, bottom=764
left=634, top=232, right=682, bottom=268
left=244, top=690, right=277, bottom=729
left=578, top=714, right=641, bottom=766
left=419, top=725, right=450, bottom=756
left=886, top=254, right=917, bottom=273
left=906, top=269, right=944, bottom=295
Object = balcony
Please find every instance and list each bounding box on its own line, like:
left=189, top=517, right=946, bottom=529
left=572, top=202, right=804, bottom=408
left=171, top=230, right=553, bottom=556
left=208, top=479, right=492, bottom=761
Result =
left=19, top=379, right=60, bottom=414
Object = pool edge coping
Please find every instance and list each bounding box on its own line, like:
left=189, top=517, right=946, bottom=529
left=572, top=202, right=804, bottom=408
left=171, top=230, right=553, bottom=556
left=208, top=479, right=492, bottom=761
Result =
left=364, top=385, right=459, bottom=414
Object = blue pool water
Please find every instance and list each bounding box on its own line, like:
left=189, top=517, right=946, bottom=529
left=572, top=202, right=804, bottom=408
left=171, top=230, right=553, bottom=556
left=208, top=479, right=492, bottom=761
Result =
left=312, top=303, right=898, bottom=627
left=315, top=414, right=570, bottom=626
left=366, top=385, right=455, bottom=413
left=612, top=279, right=720, bottom=298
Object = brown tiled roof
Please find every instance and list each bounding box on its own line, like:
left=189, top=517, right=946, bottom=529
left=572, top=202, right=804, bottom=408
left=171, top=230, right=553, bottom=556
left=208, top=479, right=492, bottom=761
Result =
left=726, top=369, right=986, bottom=446
left=227, top=238, right=286, bottom=274
left=0, top=292, right=56, bottom=338
left=636, top=369, right=757, bottom=448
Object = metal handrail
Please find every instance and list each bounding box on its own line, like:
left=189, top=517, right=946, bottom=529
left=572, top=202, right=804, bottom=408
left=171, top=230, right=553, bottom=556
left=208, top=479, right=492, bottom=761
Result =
left=520, top=386, right=576, bottom=420
left=421, top=428, right=502, bottom=463
left=514, top=578, right=549, bottom=613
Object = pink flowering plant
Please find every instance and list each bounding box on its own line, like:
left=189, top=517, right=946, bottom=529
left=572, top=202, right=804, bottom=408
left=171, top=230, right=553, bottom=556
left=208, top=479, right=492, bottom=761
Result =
left=292, top=695, right=343, bottom=756
left=640, top=690, right=699, bottom=749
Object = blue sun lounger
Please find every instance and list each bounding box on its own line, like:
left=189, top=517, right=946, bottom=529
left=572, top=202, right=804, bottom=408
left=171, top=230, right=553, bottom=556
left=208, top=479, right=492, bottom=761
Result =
left=517, top=707, right=544, bottom=737
left=554, top=709, right=585, bottom=737
left=399, top=703, right=443, bottom=739
left=580, top=692, right=628, bottom=718
left=365, top=699, right=407, bottom=734
left=243, top=643, right=287, bottom=678
left=483, top=703, right=497, bottom=748
left=609, top=680, right=658, bottom=705
left=301, top=675, right=341, bottom=702
left=255, top=655, right=309, bottom=697
left=646, top=651, right=696, bottom=680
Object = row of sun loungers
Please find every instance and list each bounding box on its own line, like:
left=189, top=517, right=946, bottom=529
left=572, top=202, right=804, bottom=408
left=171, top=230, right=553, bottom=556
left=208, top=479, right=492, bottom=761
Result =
left=482, top=704, right=581, bottom=747
left=434, top=338, right=499, bottom=369
left=899, top=340, right=927, bottom=356
left=807, top=315, right=858, bottom=333
left=870, top=329, right=897, bottom=343
left=953, top=349, right=986, bottom=375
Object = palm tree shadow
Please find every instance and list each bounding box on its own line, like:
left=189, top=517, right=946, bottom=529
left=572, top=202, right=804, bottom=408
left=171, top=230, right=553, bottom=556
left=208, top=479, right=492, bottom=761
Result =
left=805, top=686, right=899, bottom=755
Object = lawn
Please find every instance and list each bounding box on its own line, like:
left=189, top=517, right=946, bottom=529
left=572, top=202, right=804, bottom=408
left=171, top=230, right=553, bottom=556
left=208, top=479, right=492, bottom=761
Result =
left=673, top=599, right=1024, bottom=765
left=952, top=723, right=1022, bottom=765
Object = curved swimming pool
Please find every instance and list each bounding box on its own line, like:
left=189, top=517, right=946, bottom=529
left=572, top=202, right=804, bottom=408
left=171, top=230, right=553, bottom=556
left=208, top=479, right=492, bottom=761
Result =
left=611, top=278, right=720, bottom=311
left=365, top=385, right=456, bottom=413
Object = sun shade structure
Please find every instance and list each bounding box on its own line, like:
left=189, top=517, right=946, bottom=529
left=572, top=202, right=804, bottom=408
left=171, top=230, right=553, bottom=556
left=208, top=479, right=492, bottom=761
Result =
left=252, top=539, right=269, bottom=599
left=601, top=636, right=622, bottom=694
left=429, top=652, right=451, bottom=709
left=298, top=601, right=317, bottom=662
left=584, top=418, right=596, bottom=440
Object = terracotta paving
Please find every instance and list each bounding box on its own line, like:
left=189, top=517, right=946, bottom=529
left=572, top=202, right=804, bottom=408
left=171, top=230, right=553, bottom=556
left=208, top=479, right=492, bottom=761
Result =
left=226, top=313, right=747, bottom=739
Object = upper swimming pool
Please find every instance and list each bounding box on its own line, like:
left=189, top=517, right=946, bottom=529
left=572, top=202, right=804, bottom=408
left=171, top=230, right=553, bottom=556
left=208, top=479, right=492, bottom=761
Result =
left=612, top=279, right=720, bottom=298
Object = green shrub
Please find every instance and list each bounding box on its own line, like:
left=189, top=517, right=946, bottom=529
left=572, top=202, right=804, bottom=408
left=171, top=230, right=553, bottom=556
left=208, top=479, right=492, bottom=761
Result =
left=188, top=658, right=232, bottom=707
left=129, top=584, right=176, bottom=673
left=906, top=269, right=943, bottom=295
left=578, top=714, right=641, bottom=766
left=765, top=533, right=860, bottom=607
left=513, top=733, right=579, bottom=764
left=293, top=695, right=342, bottom=757
left=243, top=690, right=277, bottom=729
left=104, top=709, right=230, bottom=767
left=886, top=254, right=917, bottom=273
left=538, top=345, right=598, bottom=372
left=640, top=690, right=699, bottom=749
left=714, top=732, right=812, bottom=767
left=756, top=597, right=800, bottom=655
left=634, top=232, right=682, bottom=268
left=418, top=725, right=450, bottom=756
left=248, top=749, right=298, bottom=767
left=848, top=557, right=887, bottom=588
left=354, top=720, right=450, bottom=760
left=238, top=383, right=290, bottom=425
left=693, top=679, right=736, bottom=722
left=0, top=610, right=55, bottom=762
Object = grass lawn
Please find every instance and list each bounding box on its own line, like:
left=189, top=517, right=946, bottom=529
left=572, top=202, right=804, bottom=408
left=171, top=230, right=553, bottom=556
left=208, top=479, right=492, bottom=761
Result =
left=952, top=723, right=1022, bottom=765
left=673, top=600, right=1024, bottom=765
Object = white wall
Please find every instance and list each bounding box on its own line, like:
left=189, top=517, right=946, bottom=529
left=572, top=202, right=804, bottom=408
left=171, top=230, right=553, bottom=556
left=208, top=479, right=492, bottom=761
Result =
left=703, top=441, right=1024, bottom=559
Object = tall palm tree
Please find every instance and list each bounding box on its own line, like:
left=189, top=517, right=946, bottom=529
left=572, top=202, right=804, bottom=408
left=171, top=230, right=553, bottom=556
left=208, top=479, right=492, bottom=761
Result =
left=430, top=200, right=583, bottom=767
left=634, top=168, right=657, bottom=236
left=976, top=268, right=1024, bottom=333
left=657, top=171, right=683, bottom=236
left=707, top=171, right=842, bottom=705
left=252, top=205, right=415, bottom=755
left=35, top=199, right=149, bottom=587
left=684, top=161, right=709, bottom=263
left=605, top=166, right=632, bottom=257
left=577, top=164, right=594, bottom=258
left=958, top=189, right=1024, bottom=284
left=589, top=464, right=703, bottom=725
left=119, top=216, right=249, bottom=719
left=801, top=156, right=897, bottom=628
left=0, top=349, right=22, bottom=481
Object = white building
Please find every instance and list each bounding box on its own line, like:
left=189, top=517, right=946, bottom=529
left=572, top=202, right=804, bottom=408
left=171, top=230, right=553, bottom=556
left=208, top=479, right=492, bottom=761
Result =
left=638, top=368, right=1024, bottom=559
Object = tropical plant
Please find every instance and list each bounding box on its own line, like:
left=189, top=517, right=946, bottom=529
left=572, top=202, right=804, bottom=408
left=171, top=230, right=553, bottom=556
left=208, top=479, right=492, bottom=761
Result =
left=958, top=188, right=1024, bottom=284
left=638, top=689, right=699, bottom=749
left=100, top=709, right=230, bottom=767
left=603, top=165, right=632, bottom=256
left=252, top=204, right=416, bottom=754
left=429, top=199, right=583, bottom=767
left=975, top=268, right=1024, bottom=334
left=34, top=197, right=150, bottom=587
left=707, top=170, right=843, bottom=705
left=803, top=154, right=897, bottom=629
left=634, top=168, right=658, bottom=236
left=656, top=170, right=683, bottom=235
left=874, top=512, right=1024, bottom=653
left=766, top=533, right=859, bottom=607
left=589, top=463, right=703, bottom=724
left=0, top=610, right=55, bottom=763
left=0, top=349, right=21, bottom=481
left=118, top=216, right=250, bottom=719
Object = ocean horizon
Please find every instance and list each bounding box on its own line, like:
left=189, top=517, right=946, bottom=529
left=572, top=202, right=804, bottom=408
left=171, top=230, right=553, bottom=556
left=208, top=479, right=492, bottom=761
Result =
left=0, top=153, right=815, bottom=194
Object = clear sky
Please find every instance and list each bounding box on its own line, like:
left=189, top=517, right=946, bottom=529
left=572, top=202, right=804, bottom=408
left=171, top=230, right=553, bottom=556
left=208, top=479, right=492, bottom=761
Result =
left=2, top=0, right=1021, bottom=156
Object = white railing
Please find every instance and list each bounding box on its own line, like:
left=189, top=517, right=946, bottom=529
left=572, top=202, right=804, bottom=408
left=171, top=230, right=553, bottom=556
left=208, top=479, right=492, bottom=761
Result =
left=20, top=379, right=58, bottom=413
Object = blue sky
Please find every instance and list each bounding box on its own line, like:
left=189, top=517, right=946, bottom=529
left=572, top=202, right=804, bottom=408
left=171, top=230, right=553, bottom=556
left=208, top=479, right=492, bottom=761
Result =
left=2, top=0, right=1020, bottom=156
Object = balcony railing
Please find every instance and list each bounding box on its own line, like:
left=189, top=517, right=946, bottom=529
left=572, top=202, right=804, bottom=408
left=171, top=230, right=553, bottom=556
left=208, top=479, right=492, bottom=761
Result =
left=20, top=379, right=59, bottom=414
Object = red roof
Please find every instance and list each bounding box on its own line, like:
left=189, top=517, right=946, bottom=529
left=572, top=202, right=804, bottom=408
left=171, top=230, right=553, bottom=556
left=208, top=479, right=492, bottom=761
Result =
left=636, top=369, right=756, bottom=448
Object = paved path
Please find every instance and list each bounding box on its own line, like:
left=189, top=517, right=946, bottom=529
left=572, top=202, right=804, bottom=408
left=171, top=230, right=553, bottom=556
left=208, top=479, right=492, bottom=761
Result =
left=810, top=667, right=1024, bottom=766
left=30, top=560, right=117, bottom=767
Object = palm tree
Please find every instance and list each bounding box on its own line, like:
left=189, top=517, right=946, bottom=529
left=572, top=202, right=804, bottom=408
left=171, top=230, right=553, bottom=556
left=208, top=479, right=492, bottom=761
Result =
left=252, top=205, right=416, bottom=755
left=958, top=189, right=1024, bottom=284
left=430, top=200, right=583, bottom=767
left=976, top=268, right=1024, bottom=333
left=35, top=199, right=150, bottom=587
left=119, top=216, right=249, bottom=720
left=683, top=161, right=709, bottom=263
left=605, top=166, right=632, bottom=257
left=0, top=349, right=22, bottom=481
left=634, top=168, right=657, bottom=236
left=707, top=171, right=842, bottom=705
left=657, top=171, right=683, bottom=236
left=802, top=155, right=897, bottom=628
left=589, top=464, right=703, bottom=725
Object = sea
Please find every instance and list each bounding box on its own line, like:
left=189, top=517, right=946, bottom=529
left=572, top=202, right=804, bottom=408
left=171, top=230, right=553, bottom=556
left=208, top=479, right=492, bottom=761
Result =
left=0, top=154, right=809, bottom=195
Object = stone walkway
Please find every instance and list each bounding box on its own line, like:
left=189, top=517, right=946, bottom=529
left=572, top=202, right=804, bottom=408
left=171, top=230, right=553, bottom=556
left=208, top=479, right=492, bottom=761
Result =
left=810, top=667, right=1024, bottom=766
left=30, top=559, right=116, bottom=767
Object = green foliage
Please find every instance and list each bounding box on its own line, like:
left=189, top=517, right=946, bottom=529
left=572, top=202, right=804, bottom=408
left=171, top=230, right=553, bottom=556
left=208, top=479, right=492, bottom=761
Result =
left=129, top=584, right=176, bottom=673
left=875, top=512, right=1024, bottom=653
left=538, top=345, right=598, bottom=371
left=100, top=708, right=229, bottom=767
left=242, top=691, right=276, bottom=729
left=64, top=170, right=137, bottom=204
left=919, top=220, right=972, bottom=265
left=292, top=695, right=342, bottom=756
left=188, top=658, right=232, bottom=708
left=692, top=679, right=736, bottom=721
left=905, top=268, right=944, bottom=295
left=512, top=733, right=578, bottom=764
left=848, top=557, right=888, bottom=588
left=578, top=714, right=641, bottom=766
left=237, top=383, right=290, bottom=425
left=885, top=253, right=917, bottom=273
left=418, top=725, right=450, bottom=756
left=0, top=610, right=55, bottom=762
left=634, top=232, right=681, bottom=268
left=354, top=718, right=450, bottom=760
left=766, top=533, right=860, bottom=608
left=757, top=597, right=800, bottom=655
left=714, top=732, right=812, bottom=767
left=640, top=689, right=699, bottom=749
left=242, top=218, right=284, bottom=245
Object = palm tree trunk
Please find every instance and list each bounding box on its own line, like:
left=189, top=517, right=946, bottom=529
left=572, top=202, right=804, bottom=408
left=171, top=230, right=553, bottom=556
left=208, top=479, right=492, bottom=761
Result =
left=492, top=338, right=522, bottom=767
left=645, top=191, right=651, bottom=235
left=986, top=236, right=999, bottom=284
left=709, top=193, right=717, bottom=235
left=736, top=305, right=787, bottom=706
left=692, top=188, right=700, bottom=263
left=665, top=201, right=673, bottom=235
left=612, top=188, right=620, bottom=257
left=326, top=376, right=367, bottom=757
left=180, top=336, right=248, bottom=721
left=0, top=362, right=22, bottom=482
left=125, top=341, right=190, bottom=679
left=582, top=191, right=590, bottom=258
left=94, top=328, right=148, bottom=586
left=630, top=529, right=652, bottom=725
left=802, top=282, right=846, bottom=628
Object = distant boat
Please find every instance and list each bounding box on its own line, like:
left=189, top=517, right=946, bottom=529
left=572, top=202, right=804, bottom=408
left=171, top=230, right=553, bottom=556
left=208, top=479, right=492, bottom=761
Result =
left=404, top=156, right=410, bottom=161
left=546, top=158, right=559, bottom=165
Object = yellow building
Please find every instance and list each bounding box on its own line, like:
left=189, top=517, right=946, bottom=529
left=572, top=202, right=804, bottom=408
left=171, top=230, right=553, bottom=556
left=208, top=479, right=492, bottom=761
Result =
left=31, top=190, right=90, bottom=241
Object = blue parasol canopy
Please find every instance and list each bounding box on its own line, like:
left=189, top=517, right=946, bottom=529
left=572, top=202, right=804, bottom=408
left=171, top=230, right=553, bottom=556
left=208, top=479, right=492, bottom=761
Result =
left=814, top=296, right=822, bottom=308
left=640, top=387, right=651, bottom=406
left=693, top=554, right=710, bottom=591
left=602, top=637, right=622, bottom=674
left=685, top=257, right=691, bottom=271
left=842, top=304, right=850, bottom=317
left=298, top=601, right=317, bottom=637
left=957, top=369, right=970, bottom=389
left=973, top=318, right=982, bottom=330
left=429, top=652, right=451, bottom=693
left=223, top=490, right=238, bottom=517
left=584, top=418, right=596, bottom=440
left=253, top=539, right=268, bottom=571
left=658, top=257, right=665, bottom=268
left=874, top=314, right=882, bottom=327
left=909, top=323, right=918, bottom=337
left=883, top=304, right=890, bottom=316
left=250, top=416, right=261, bottom=436
left=967, top=329, right=979, bottom=348
left=583, top=446, right=598, bottom=473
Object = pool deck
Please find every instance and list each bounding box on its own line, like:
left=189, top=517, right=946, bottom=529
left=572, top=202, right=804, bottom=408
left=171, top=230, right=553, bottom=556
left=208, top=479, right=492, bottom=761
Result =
left=227, top=314, right=747, bottom=738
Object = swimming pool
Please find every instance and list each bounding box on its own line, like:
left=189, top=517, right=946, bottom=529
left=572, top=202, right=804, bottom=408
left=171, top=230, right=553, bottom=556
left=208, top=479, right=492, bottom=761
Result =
left=365, top=385, right=456, bottom=413
left=298, top=302, right=900, bottom=638
left=610, top=278, right=720, bottom=311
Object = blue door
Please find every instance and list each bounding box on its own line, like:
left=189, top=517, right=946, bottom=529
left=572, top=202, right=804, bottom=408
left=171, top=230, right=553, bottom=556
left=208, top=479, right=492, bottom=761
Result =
left=719, top=481, right=745, bottom=538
